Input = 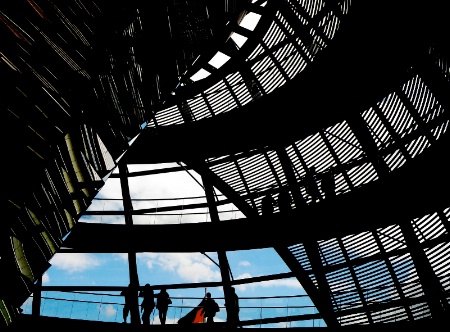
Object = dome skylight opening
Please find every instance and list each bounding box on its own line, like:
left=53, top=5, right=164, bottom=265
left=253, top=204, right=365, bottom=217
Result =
left=230, top=32, right=247, bottom=48
left=190, top=68, right=211, bottom=82
left=239, top=12, right=261, bottom=31
left=208, top=51, right=231, bottom=69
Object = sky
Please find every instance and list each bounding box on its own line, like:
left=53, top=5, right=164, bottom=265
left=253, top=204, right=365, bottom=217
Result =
left=20, top=162, right=323, bottom=328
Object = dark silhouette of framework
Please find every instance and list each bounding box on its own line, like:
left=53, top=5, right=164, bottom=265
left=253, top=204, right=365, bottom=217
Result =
left=2, top=0, right=450, bottom=329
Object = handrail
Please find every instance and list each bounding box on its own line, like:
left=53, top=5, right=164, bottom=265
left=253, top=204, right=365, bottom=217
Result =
left=21, top=292, right=324, bottom=328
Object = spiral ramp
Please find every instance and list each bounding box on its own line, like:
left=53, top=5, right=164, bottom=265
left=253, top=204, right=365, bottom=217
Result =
left=2, top=0, right=450, bottom=329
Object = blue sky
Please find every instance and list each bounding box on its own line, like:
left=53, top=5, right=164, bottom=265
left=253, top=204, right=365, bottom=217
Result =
left=20, top=162, right=322, bottom=327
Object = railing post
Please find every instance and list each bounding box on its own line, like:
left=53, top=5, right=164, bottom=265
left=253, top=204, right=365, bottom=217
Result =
left=119, top=162, right=141, bottom=326
left=32, top=276, right=42, bottom=316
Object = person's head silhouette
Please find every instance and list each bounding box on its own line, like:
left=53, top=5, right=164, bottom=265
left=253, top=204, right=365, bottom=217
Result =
left=206, top=292, right=211, bottom=298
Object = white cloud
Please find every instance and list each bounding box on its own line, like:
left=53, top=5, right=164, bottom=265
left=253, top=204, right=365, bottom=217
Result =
left=138, top=253, right=221, bottom=283
left=42, top=272, right=50, bottom=283
left=236, top=272, right=252, bottom=279
left=103, top=304, right=117, bottom=317
left=235, top=273, right=252, bottom=292
left=90, top=164, right=209, bottom=225
left=99, top=165, right=205, bottom=202
left=50, top=253, right=101, bottom=273
left=145, top=260, right=154, bottom=269
left=239, top=260, right=251, bottom=267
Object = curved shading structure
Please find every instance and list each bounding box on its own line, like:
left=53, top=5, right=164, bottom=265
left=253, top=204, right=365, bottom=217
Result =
left=2, top=0, right=450, bottom=329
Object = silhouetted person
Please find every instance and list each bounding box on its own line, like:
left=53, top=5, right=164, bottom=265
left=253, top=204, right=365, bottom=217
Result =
left=156, top=287, right=171, bottom=325
left=225, top=287, right=242, bottom=328
left=277, top=189, right=292, bottom=212
left=203, top=292, right=219, bottom=324
left=261, top=193, right=275, bottom=215
left=305, top=167, right=321, bottom=203
left=139, top=283, right=155, bottom=325
left=321, top=168, right=336, bottom=199
left=121, top=284, right=134, bottom=324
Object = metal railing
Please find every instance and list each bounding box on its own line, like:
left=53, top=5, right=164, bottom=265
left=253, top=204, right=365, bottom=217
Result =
left=20, top=291, right=325, bottom=328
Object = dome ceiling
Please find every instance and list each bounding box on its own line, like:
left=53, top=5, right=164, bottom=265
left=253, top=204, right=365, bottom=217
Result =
left=3, top=0, right=450, bottom=329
